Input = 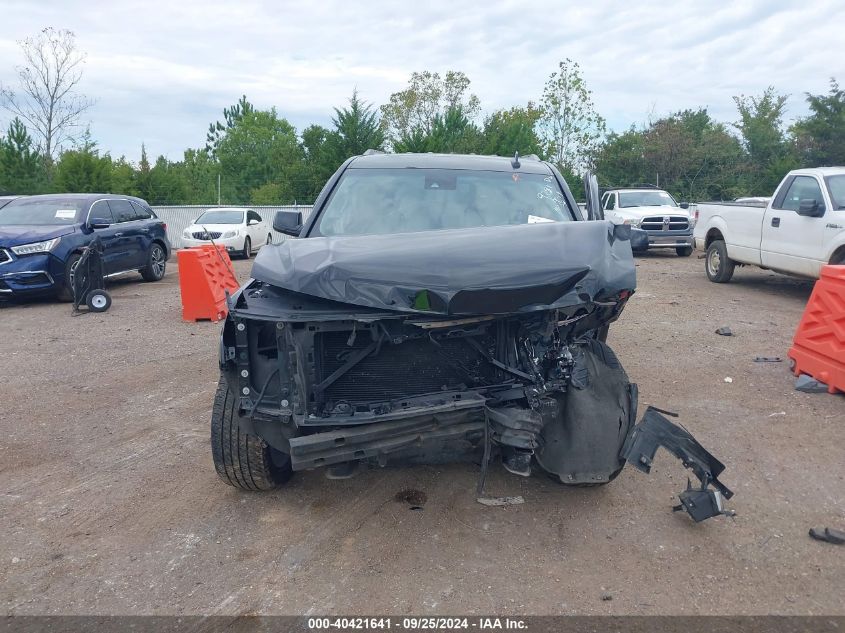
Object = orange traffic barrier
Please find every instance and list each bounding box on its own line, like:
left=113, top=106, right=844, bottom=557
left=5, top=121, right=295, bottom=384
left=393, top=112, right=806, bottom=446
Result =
left=176, top=245, right=240, bottom=322
left=787, top=265, right=845, bottom=395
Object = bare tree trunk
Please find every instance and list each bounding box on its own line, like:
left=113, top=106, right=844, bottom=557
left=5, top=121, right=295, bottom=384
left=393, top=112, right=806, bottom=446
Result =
left=0, top=27, right=93, bottom=164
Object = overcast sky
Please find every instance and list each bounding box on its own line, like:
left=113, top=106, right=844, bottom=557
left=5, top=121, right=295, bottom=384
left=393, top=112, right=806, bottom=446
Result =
left=1, top=0, right=843, bottom=162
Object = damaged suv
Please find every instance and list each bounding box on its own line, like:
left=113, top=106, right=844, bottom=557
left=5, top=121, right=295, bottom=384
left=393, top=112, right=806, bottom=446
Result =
left=213, top=152, right=733, bottom=522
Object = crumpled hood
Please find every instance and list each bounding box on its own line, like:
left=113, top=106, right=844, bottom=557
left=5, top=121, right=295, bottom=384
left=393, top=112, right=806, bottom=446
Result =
left=250, top=221, right=637, bottom=316
left=0, top=224, right=77, bottom=247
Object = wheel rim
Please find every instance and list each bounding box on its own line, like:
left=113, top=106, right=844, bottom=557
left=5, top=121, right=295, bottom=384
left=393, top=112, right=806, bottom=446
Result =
left=151, top=247, right=165, bottom=278
left=708, top=248, right=721, bottom=276
left=68, top=259, right=80, bottom=288
left=91, top=294, right=107, bottom=309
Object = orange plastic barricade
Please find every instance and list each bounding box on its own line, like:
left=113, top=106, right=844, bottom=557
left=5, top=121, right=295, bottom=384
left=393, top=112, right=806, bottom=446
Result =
left=787, top=265, right=845, bottom=395
left=176, top=245, right=240, bottom=322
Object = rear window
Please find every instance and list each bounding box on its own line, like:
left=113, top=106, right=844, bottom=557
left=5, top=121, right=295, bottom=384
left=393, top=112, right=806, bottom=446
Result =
left=314, top=168, right=574, bottom=237
left=0, top=198, right=85, bottom=225
left=131, top=201, right=153, bottom=219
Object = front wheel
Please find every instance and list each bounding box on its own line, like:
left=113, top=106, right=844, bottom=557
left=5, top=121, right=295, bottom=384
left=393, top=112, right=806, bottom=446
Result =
left=57, top=253, right=82, bottom=302
left=211, top=377, right=292, bottom=490
left=241, top=237, right=252, bottom=259
left=141, top=243, right=166, bottom=282
left=676, top=246, right=693, bottom=257
left=705, top=240, right=735, bottom=283
left=266, top=233, right=273, bottom=246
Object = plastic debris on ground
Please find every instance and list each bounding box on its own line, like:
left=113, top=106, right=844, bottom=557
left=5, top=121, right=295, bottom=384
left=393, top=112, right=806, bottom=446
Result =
left=809, top=527, right=845, bottom=545
left=477, top=496, right=525, bottom=507
left=795, top=374, right=829, bottom=393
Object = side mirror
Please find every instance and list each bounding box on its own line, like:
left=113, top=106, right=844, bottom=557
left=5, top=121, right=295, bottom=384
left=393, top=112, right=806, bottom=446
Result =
left=273, top=210, right=303, bottom=236
left=797, top=199, right=823, bottom=217
left=89, top=219, right=111, bottom=230
left=679, top=202, right=690, bottom=209
left=248, top=219, right=259, bottom=226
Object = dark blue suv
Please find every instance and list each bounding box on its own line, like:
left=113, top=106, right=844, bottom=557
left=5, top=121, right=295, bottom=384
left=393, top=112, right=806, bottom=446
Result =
left=0, top=194, right=171, bottom=300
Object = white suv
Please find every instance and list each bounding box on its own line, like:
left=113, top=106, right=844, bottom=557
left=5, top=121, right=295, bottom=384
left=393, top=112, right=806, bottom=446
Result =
left=181, top=208, right=272, bottom=258
left=601, top=188, right=694, bottom=257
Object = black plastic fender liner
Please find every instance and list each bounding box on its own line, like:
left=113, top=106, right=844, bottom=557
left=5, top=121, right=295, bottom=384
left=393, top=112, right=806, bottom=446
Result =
left=622, top=407, right=734, bottom=500
left=622, top=407, right=735, bottom=522
left=534, top=339, right=638, bottom=484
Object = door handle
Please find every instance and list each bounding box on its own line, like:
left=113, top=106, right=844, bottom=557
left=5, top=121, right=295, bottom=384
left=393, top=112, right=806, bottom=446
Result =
left=771, top=217, right=780, bottom=228
left=114, top=232, right=124, bottom=237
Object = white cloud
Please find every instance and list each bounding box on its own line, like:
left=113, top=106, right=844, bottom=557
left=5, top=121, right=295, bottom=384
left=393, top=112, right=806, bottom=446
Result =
left=0, top=0, right=842, bottom=161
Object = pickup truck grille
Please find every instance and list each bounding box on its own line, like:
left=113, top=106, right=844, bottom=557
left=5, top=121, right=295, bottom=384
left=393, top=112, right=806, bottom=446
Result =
left=641, top=216, right=689, bottom=231
left=315, top=331, right=499, bottom=407
left=191, top=231, right=222, bottom=240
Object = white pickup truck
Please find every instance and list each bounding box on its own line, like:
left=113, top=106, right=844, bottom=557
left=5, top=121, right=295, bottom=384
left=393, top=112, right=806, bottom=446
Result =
left=693, top=167, right=845, bottom=282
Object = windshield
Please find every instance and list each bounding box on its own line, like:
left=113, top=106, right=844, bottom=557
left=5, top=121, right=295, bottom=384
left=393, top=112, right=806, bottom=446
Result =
left=618, top=191, right=677, bottom=208
left=0, top=198, right=85, bottom=226
left=826, top=175, right=845, bottom=209
left=315, top=168, right=574, bottom=237
left=196, top=210, right=244, bottom=224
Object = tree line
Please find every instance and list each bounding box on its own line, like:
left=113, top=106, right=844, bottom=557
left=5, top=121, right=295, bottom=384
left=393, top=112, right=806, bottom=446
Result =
left=1, top=29, right=844, bottom=205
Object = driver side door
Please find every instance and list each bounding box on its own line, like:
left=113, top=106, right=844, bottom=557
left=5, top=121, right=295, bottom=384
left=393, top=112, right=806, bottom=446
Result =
left=761, top=175, right=829, bottom=277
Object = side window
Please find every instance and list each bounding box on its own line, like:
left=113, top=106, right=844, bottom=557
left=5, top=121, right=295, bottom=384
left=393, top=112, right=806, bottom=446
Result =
left=130, top=200, right=152, bottom=220
left=108, top=199, right=137, bottom=223
left=777, top=176, right=825, bottom=212
left=606, top=193, right=616, bottom=210
left=88, top=200, right=115, bottom=225
left=248, top=210, right=261, bottom=223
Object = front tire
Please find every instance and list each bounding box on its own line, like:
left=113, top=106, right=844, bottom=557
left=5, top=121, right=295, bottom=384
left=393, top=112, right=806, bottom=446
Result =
left=705, top=240, right=735, bottom=283
left=241, top=237, right=252, bottom=259
left=211, top=377, right=292, bottom=490
left=57, top=253, right=82, bottom=302
left=676, top=246, right=693, bottom=257
left=141, top=243, right=166, bottom=282
left=266, top=233, right=273, bottom=246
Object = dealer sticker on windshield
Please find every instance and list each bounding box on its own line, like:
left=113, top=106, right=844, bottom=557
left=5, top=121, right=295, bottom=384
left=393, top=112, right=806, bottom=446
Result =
left=55, top=209, right=76, bottom=220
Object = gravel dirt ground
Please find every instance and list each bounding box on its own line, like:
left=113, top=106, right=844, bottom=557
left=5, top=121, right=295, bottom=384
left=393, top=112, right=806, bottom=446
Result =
left=1, top=250, right=843, bottom=616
